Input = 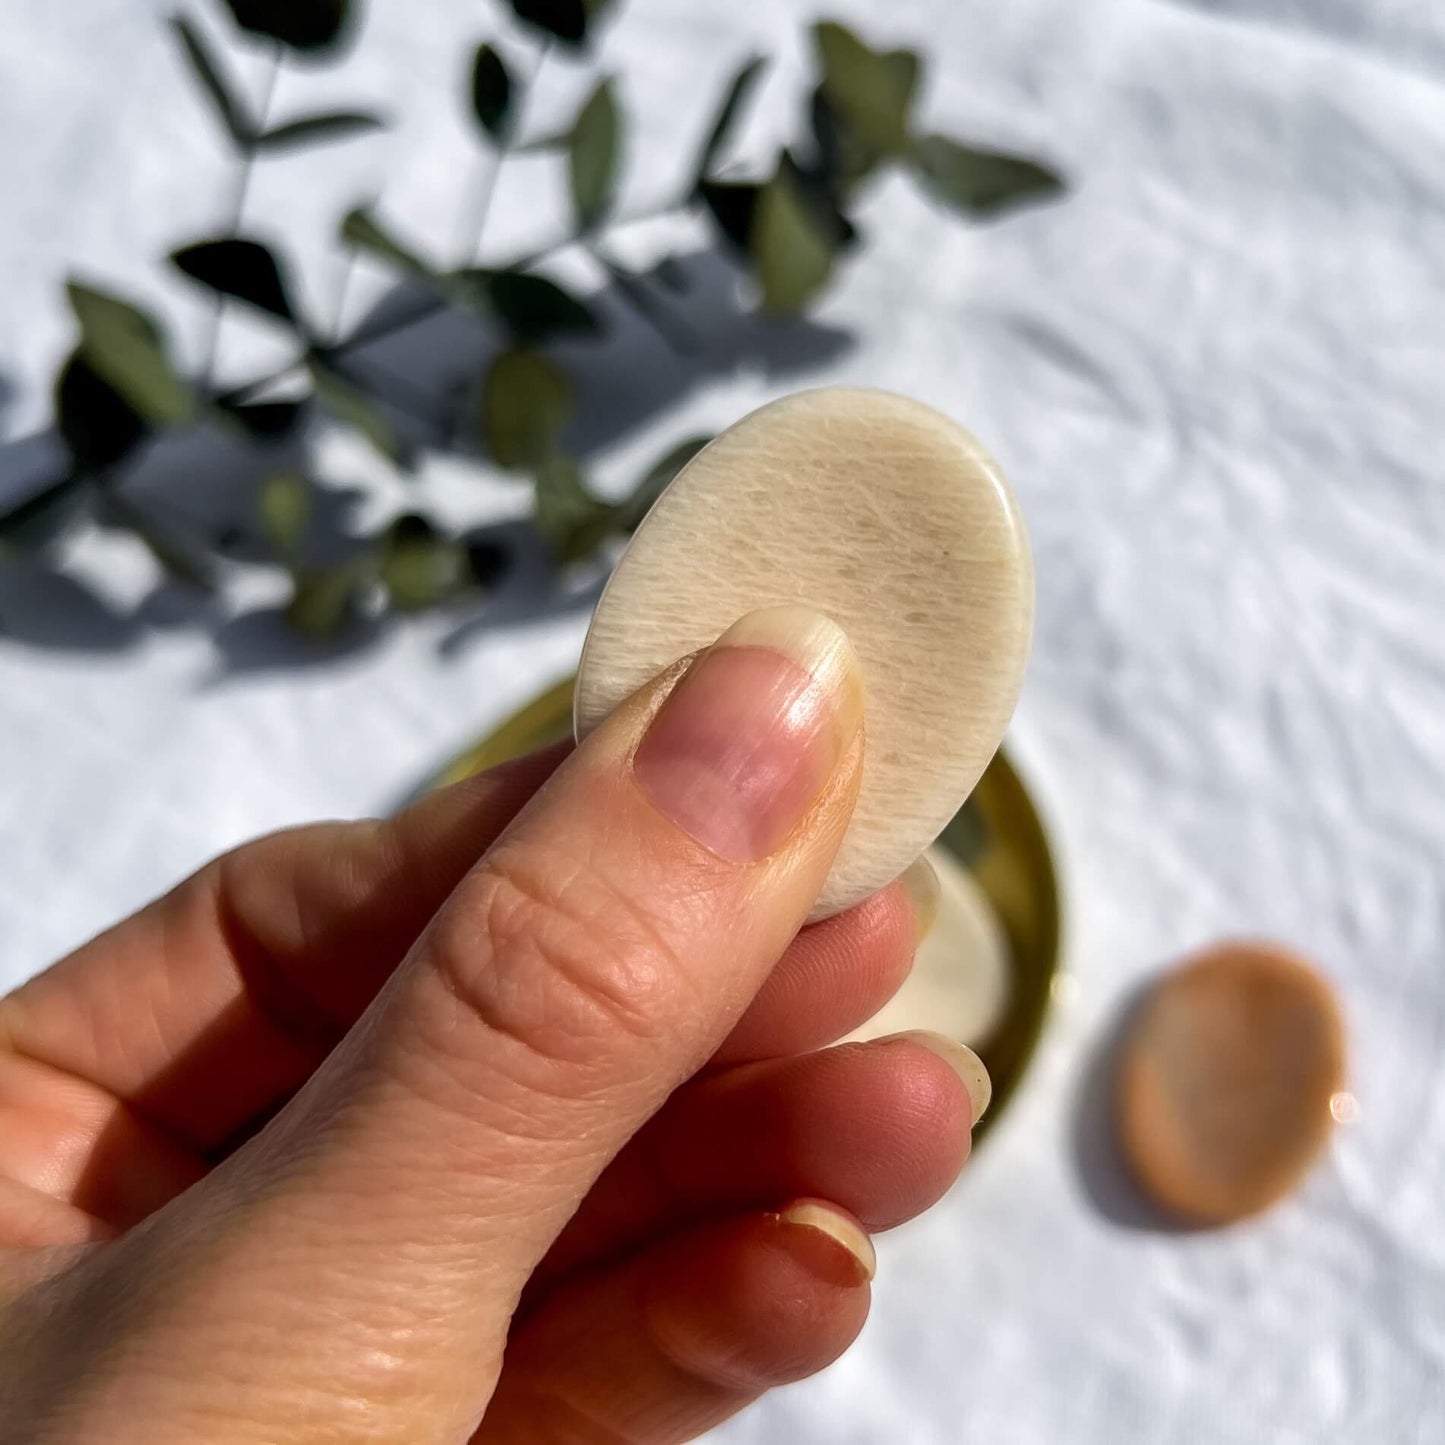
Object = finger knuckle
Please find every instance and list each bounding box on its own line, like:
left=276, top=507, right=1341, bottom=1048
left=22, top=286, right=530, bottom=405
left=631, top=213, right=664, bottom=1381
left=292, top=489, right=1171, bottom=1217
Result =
left=425, top=839, right=684, bottom=1069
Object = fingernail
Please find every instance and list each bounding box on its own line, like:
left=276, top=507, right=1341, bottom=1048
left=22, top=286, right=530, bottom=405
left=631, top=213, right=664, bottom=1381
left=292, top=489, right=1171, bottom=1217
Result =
left=634, top=607, right=862, bottom=863
left=890, top=1030, right=993, bottom=1127
left=899, top=854, right=941, bottom=941
left=777, top=1200, right=877, bottom=1282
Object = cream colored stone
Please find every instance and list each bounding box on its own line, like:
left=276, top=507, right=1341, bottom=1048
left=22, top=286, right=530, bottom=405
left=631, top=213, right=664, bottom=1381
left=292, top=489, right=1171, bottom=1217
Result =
left=844, top=845, right=1012, bottom=1049
left=576, top=387, right=1034, bottom=919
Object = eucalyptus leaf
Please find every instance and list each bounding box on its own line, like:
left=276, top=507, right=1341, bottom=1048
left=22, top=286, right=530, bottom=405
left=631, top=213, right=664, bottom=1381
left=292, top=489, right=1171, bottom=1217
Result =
left=308, top=362, right=402, bottom=464
left=509, top=0, right=587, bottom=48
left=286, top=560, right=373, bottom=637
left=218, top=397, right=305, bottom=439
left=341, top=207, right=436, bottom=277
left=171, top=239, right=298, bottom=324
left=780, top=150, right=859, bottom=250
left=380, top=513, right=465, bottom=610
left=481, top=349, right=574, bottom=470
left=465, top=536, right=512, bottom=588
left=255, top=110, right=386, bottom=151
left=698, top=180, right=762, bottom=253
left=458, top=270, right=599, bottom=342
left=221, top=0, right=353, bottom=54
left=169, top=15, right=255, bottom=147
left=911, top=135, right=1065, bottom=217
left=569, top=79, right=621, bottom=233
left=533, top=454, right=611, bottom=563
left=471, top=43, right=514, bottom=141
left=536, top=434, right=710, bottom=564
left=258, top=471, right=312, bottom=556
left=65, top=282, right=196, bottom=428
left=695, top=55, right=765, bottom=185
left=813, top=21, right=919, bottom=160
left=54, top=353, right=149, bottom=473
left=751, top=165, right=837, bottom=315
left=809, top=85, right=875, bottom=188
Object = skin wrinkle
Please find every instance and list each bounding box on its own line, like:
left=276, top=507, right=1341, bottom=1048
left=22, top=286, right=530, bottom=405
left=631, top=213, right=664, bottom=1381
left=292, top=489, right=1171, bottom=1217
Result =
left=210, top=873, right=349, bottom=1056
left=483, top=833, right=693, bottom=1028
left=0, top=629, right=965, bottom=1442
left=420, top=865, right=676, bottom=1080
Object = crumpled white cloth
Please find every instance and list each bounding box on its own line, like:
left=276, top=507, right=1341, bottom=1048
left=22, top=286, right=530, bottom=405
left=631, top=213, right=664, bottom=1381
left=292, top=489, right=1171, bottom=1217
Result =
left=3, top=1, right=1444, bottom=1440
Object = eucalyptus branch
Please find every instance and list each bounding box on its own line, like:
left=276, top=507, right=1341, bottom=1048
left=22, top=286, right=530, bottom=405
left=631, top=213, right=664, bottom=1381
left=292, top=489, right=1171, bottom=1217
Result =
left=454, top=42, right=553, bottom=265
left=216, top=197, right=695, bottom=408
left=200, top=41, right=283, bottom=385
left=10, top=3, right=1069, bottom=636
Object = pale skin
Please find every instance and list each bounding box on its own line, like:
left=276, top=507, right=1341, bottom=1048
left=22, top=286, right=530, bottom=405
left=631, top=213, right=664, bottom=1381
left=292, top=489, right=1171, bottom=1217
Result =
left=0, top=610, right=982, bottom=1443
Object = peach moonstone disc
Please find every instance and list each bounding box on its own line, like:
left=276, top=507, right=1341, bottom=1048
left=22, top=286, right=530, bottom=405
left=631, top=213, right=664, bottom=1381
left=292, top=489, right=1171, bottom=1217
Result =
left=1117, top=942, right=1348, bottom=1224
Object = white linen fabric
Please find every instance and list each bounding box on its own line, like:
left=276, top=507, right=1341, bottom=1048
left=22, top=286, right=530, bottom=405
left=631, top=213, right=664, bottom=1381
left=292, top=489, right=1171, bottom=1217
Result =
left=2, top=2, right=1443, bottom=1440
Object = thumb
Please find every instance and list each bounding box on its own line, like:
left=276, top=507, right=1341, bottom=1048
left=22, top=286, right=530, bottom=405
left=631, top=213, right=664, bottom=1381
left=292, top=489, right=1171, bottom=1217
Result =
left=91, top=607, right=863, bottom=1442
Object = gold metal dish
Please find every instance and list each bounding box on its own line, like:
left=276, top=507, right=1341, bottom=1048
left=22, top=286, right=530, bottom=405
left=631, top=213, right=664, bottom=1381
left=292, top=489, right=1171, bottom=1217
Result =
left=433, top=676, right=1061, bottom=1139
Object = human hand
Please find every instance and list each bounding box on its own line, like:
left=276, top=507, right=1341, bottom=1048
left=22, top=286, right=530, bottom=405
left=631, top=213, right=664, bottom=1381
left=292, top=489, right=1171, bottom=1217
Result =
left=0, top=608, right=988, bottom=1444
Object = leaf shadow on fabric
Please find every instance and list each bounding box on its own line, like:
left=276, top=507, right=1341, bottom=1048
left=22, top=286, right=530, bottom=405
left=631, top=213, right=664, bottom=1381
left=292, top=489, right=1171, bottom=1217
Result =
left=0, top=248, right=853, bottom=674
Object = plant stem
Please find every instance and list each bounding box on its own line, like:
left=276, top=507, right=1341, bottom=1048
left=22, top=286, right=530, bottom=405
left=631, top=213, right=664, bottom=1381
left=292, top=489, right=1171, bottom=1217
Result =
left=216, top=198, right=693, bottom=407
left=0, top=190, right=702, bottom=534
left=199, top=42, right=283, bottom=386
left=454, top=42, right=552, bottom=267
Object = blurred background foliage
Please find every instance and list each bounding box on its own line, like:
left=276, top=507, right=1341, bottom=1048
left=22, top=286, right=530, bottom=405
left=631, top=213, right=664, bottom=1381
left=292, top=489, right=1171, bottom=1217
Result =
left=0, top=0, right=1064, bottom=638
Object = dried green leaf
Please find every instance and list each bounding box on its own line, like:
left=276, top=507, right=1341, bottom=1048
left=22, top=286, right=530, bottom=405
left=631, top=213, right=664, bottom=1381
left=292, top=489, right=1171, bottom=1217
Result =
left=169, top=15, right=255, bottom=146
left=809, top=85, right=875, bottom=188
left=340, top=207, right=436, bottom=278
left=308, top=362, right=402, bottom=464
left=258, top=471, right=311, bottom=556
left=65, top=283, right=196, bottom=429
left=457, top=270, right=599, bottom=342
left=751, top=166, right=837, bottom=315
left=533, top=434, right=710, bottom=566
left=55, top=353, right=149, bottom=475
left=255, top=110, right=386, bottom=151
left=511, top=0, right=601, bottom=49
left=471, top=43, right=514, bottom=141
left=569, top=79, right=622, bottom=233
left=218, top=397, right=305, bottom=439
left=813, top=21, right=919, bottom=160
left=380, top=513, right=465, bottom=610
left=481, top=349, right=574, bottom=470
left=698, top=180, right=762, bottom=253
left=533, top=454, right=611, bottom=563
left=780, top=150, right=859, bottom=250
left=171, top=239, right=298, bottom=324
left=286, top=560, right=372, bottom=637
left=695, top=55, right=765, bottom=185
left=911, top=135, right=1065, bottom=217
left=221, top=0, right=353, bottom=54
left=465, top=536, right=511, bottom=588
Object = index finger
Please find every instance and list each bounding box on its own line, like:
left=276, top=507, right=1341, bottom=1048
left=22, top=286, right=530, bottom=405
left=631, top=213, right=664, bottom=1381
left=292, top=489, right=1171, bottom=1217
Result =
left=0, top=742, right=572, bottom=1152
